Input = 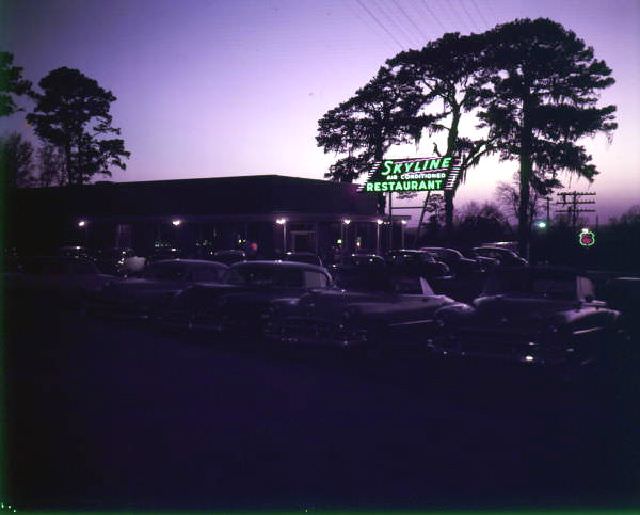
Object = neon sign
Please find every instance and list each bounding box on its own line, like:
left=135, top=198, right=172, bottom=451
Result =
left=579, top=228, right=595, bottom=246
left=362, top=156, right=461, bottom=193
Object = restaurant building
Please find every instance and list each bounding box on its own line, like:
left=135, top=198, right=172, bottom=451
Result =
left=8, top=175, right=409, bottom=258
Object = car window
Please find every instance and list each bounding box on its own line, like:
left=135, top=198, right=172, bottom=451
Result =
left=225, top=265, right=307, bottom=288
left=484, top=269, right=577, bottom=299
left=303, top=271, right=329, bottom=288
left=334, top=269, right=390, bottom=292
left=144, top=262, right=187, bottom=280
left=192, top=265, right=225, bottom=282
left=392, top=275, right=423, bottom=294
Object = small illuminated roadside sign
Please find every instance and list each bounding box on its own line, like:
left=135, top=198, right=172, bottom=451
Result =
left=361, top=156, right=461, bottom=193
left=579, top=228, right=595, bottom=246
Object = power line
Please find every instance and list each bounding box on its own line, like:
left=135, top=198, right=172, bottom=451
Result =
left=354, top=0, right=406, bottom=50
left=417, top=0, right=448, bottom=33
left=468, top=0, right=491, bottom=29
left=346, top=0, right=399, bottom=54
left=391, top=0, right=431, bottom=47
left=371, top=0, right=422, bottom=48
left=459, top=0, right=482, bottom=32
left=441, top=0, right=473, bottom=33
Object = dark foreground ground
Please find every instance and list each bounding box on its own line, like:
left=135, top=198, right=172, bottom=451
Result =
left=3, top=296, right=640, bottom=512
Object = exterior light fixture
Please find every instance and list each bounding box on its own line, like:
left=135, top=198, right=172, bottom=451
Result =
left=536, top=220, right=547, bottom=229
left=342, top=219, right=351, bottom=225
left=77, top=220, right=86, bottom=227
left=401, top=220, right=407, bottom=225
left=377, top=219, right=383, bottom=225
left=172, top=219, right=182, bottom=226
left=276, top=218, right=287, bottom=251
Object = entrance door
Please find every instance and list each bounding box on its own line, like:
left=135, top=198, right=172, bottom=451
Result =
left=290, top=230, right=317, bottom=253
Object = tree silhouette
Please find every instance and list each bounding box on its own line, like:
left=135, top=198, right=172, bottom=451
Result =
left=0, top=51, right=32, bottom=116
left=479, top=18, right=616, bottom=256
left=0, top=132, right=35, bottom=188
left=27, top=67, right=130, bottom=186
left=388, top=32, right=496, bottom=234
left=36, top=143, right=65, bottom=187
left=317, top=66, right=426, bottom=211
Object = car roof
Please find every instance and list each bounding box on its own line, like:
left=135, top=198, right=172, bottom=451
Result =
left=230, top=259, right=329, bottom=274
left=474, top=246, right=512, bottom=252
left=152, top=259, right=227, bottom=267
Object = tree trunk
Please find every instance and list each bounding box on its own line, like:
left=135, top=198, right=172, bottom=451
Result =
left=64, top=140, right=73, bottom=186
left=518, top=91, right=533, bottom=259
left=444, top=105, right=460, bottom=236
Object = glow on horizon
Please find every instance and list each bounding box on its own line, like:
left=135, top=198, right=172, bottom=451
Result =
left=0, top=0, right=638, bottom=223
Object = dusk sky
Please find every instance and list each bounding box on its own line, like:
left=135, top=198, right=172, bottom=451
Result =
left=1, top=0, right=639, bottom=223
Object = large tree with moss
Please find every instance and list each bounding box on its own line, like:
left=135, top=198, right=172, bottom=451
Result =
left=387, top=32, right=496, bottom=236
left=316, top=66, right=426, bottom=212
left=478, top=18, right=616, bottom=256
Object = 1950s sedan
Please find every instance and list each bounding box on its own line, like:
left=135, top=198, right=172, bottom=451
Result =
left=429, top=267, right=621, bottom=369
left=264, top=265, right=455, bottom=354
left=88, top=259, right=228, bottom=319
left=156, top=260, right=334, bottom=339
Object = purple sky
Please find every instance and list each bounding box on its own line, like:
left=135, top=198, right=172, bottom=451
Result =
left=2, top=0, right=639, bottom=224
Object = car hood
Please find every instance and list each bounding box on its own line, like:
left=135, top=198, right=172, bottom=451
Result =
left=98, top=278, right=187, bottom=301
left=295, top=289, right=451, bottom=322
left=468, top=294, right=588, bottom=328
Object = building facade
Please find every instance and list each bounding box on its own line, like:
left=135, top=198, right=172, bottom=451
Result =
left=8, top=175, right=409, bottom=258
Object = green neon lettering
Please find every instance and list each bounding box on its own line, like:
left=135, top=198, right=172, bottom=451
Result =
left=403, top=162, right=414, bottom=173
left=383, top=160, right=393, bottom=175
left=427, top=180, right=435, bottom=189
left=419, top=180, right=427, bottom=190
left=381, top=182, right=388, bottom=191
left=393, top=163, right=403, bottom=174
left=366, top=183, right=374, bottom=192
left=429, top=159, right=441, bottom=170
left=411, top=181, right=418, bottom=190
left=435, top=179, right=443, bottom=190
left=441, top=157, right=452, bottom=168
left=374, top=182, right=381, bottom=192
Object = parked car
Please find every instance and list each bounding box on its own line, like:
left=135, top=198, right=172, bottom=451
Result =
left=385, top=249, right=450, bottom=278
left=6, top=256, right=115, bottom=307
left=88, top=259, right=228, bottom=319
left=337, top=253, right=386, bottom=269
left=280, top=252, right=323, bottom=267
left=429, top=267, right=621, bottom=370
left=212, top=250, right=246, bottom=265
left=58, top=245, right=95, bottom=260
left=94, top=247, right=135, bottom=275
left=157, top=260, right=333, bottom=338
left=264, top=265, right=456, bottom=354
left=460, top=249, right=500, bottom=271
left=473, top=246, right=528, bottom=268
left=602, top=276, right=640, bottom=339
left=420, top=246, right=481, bottom=275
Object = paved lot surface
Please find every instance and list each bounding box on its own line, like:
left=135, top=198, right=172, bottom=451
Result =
left=3, top=297, right=639, bottom=511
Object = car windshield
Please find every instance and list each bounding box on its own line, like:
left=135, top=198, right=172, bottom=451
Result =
left=333, top=268, right=391, bottom=292
left=483, top=269, right=578, bottom=299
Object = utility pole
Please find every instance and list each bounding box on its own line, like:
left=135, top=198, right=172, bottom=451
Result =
left=555, top=191, right=596, bottom=229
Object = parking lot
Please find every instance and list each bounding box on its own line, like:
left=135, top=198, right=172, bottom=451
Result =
left=2, top=294, right=638, bottom=512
